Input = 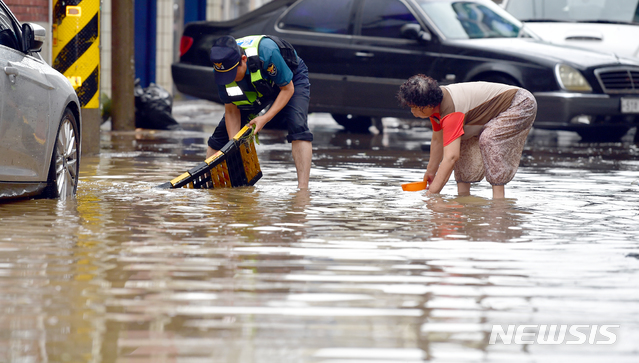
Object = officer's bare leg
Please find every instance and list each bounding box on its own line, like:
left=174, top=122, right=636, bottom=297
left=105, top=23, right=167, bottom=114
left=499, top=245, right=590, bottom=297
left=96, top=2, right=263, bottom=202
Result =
left=292, top=140, right=312, bottom=189
left=492, top=185, right=505, bottom=199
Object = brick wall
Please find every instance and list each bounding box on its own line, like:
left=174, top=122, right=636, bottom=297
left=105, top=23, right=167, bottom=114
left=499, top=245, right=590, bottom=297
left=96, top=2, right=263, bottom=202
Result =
left=4, top=0, right=49, bottom=23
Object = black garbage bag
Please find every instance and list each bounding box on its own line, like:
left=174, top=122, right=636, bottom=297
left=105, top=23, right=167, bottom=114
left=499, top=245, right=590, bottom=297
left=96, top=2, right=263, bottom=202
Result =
left=134, top=79, right=182, bottom=130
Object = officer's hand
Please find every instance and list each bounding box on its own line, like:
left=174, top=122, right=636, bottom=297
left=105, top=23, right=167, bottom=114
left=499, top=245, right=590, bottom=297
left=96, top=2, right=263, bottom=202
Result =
left=248, top=115, right=270, bottom=133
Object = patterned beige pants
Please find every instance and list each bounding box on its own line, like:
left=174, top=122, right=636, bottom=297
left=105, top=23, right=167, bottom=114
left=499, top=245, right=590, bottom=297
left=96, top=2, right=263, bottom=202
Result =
left=454, top=89, right=537, bottom=186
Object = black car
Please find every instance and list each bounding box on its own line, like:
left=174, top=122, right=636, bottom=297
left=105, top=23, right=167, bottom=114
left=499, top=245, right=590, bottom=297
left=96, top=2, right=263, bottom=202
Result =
left=172, top=0, right=639, bottom=141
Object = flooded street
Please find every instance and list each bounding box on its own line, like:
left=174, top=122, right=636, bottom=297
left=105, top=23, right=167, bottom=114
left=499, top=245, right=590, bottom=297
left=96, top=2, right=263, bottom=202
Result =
left=1, top=101, right=639, bottom=362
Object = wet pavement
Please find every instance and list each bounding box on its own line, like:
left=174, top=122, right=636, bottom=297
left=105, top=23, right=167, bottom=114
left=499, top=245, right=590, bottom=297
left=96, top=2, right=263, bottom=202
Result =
left=1, top=99, right=638, bottom=362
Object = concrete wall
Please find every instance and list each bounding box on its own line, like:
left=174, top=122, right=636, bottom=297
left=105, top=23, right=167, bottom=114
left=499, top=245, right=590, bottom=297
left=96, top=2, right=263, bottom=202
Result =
left=101, top=0, right=111, bottom=99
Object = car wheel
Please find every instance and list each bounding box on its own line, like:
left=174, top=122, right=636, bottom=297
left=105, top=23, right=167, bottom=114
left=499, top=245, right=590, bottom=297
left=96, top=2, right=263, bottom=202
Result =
left=576, top=125, right=631, bottom=143
left=331, top=114, right=373, bottom=133
left=45, top=109, right=80, bottom=199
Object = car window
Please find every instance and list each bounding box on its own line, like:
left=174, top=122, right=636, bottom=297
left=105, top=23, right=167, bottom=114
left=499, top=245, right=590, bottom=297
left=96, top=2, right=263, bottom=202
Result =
left=359, top=0, right=420, bottom=38
left=0, top=5, right=19, bottom=50
left=505, top=0, right=639, bottom=24
left=278, top=0, right=354, bottom=34
left=417, top=0, right=521, bottom=39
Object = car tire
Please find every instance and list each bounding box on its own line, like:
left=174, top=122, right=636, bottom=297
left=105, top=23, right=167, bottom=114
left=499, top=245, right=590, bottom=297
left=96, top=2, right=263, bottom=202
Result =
left=44, top=109, right=80, bottom=199
left=331, top=114, right=373, bottom=133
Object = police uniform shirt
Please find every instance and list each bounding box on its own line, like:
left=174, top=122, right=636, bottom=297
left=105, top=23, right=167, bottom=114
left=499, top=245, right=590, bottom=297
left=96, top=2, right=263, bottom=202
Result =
left=217, top=38, right=294, bottom=104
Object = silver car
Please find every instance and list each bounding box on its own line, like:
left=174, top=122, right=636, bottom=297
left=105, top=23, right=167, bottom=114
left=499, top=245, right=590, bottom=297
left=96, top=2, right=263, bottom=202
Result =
left=1, top=0, right=81, bottom=200
left=502, top=0, right=639, bottom=60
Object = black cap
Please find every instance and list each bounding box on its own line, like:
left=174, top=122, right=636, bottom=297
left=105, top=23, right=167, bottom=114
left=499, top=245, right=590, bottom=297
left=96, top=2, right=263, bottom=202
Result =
left=210, top=36, right=242, bottom=85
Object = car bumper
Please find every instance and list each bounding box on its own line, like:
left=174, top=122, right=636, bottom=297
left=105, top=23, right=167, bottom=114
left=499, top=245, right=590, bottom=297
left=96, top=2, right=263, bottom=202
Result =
left=533, top=91, right=639, bottom=129
left=0, top=182, right=46, bottom=200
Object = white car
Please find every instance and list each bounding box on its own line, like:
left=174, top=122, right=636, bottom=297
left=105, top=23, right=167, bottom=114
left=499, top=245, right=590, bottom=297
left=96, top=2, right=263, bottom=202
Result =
left=502, top=0, right=639, bottom=60
left=1, top=0, right=81, bottom=200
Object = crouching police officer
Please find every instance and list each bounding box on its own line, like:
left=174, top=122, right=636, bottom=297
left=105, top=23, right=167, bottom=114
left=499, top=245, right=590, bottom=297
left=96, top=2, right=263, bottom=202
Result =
left=207, top=35, right=312, bottom=189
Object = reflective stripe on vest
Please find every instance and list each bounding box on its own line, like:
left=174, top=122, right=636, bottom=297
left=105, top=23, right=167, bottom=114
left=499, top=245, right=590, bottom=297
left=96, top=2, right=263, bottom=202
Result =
left=224, top=35, right=275, bottom=108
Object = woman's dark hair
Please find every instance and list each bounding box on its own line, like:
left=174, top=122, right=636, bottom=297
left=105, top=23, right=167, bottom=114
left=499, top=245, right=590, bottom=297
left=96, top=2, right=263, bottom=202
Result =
left=397, top=74, right=443, bottom=108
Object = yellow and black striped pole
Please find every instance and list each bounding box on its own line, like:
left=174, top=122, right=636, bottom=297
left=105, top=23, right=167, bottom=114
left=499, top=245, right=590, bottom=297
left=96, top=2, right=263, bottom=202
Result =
left=52, top=0, right=100, bottom=109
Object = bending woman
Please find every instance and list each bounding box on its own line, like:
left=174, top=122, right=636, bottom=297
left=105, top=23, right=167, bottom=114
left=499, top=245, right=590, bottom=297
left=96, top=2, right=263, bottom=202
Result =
left=397, top=74, right=537, bottom=198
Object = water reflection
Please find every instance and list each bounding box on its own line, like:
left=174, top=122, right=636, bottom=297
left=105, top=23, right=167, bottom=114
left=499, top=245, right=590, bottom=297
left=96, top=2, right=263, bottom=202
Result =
left=1, top=115, right=638, bottom=362
left=425, top=195, right=527, bottom=242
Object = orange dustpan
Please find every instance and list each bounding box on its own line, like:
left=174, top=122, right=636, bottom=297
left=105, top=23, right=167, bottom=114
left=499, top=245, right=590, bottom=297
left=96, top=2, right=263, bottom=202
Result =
left=401, top=180, right=428, bottom=192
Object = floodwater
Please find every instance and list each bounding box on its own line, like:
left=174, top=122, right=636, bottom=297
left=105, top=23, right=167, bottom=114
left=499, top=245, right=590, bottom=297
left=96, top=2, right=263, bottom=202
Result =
left=1, top=101, right=639, bottom=362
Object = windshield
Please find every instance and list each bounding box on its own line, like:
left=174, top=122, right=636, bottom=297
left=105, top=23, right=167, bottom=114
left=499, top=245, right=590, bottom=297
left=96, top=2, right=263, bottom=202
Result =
left=504, top=0, right=639, bottom=23
left=416, top=0, right=524, bottom=39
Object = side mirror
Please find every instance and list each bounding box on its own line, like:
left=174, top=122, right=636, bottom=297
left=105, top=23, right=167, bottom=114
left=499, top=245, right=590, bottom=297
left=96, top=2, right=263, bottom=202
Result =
left=22, top=23, right=46, bottom=53
left=401, top=23, right=432, bottom=42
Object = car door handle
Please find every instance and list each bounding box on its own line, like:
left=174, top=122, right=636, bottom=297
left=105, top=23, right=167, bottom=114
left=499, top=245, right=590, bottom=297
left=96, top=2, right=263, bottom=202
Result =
left=355, top=51, right=374, bottom=58
left=5, top=62, right=54, bottom=89
left=4, top=66, right=18, bottom=83
left=4, top=66, right=18, bottom=76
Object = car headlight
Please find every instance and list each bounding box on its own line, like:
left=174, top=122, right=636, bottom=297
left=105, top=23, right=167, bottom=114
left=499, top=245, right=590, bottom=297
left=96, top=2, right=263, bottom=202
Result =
left=556, top=64, right=592, bottom=92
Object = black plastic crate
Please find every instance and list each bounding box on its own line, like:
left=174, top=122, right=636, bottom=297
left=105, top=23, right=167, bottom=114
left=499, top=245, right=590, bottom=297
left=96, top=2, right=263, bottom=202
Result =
left=157, top=125, right=262, bottom=189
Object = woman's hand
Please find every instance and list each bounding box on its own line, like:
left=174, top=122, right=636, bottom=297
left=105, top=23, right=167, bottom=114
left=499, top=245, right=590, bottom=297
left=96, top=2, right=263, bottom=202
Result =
left=424, top=171, right=436, bottom=189
left=427, top=137, right=461, bottom=194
